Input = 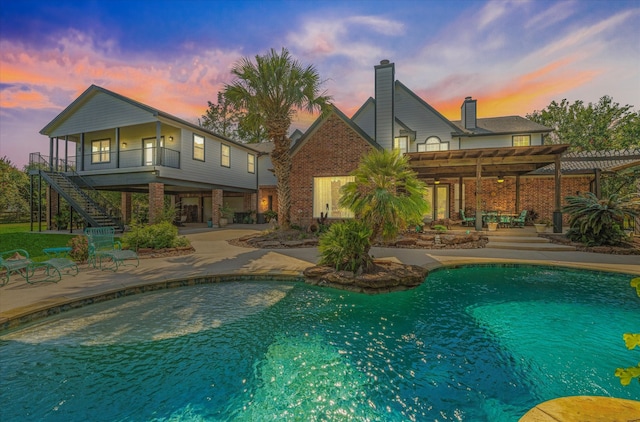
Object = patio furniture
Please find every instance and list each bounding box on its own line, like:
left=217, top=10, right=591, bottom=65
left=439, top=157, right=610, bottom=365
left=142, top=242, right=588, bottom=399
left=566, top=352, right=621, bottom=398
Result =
left=0, top=249, right=33, bottom=286
left=511, top=210, right=528, bottom=228
left=460, top=210, right=476, bottom=227
left=85, top=227, right=139, bottom=271
left=28, top=247, right=79, bottom=283
left=499, top=214, right=513, bottom=228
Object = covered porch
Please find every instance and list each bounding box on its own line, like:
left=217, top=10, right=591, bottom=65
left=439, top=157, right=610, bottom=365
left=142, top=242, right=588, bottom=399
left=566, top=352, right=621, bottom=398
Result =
left=406, top=144, right=570, bottom=232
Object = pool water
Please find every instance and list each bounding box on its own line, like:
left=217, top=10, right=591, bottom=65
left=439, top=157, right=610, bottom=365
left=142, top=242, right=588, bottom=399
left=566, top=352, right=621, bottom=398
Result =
left=1, top=266, right=638, bottom=421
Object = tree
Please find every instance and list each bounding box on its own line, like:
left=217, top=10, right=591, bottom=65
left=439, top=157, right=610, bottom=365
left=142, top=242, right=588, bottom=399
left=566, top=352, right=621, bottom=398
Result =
left=224, top=48, right=331, bottom=229
left=200, top=92, right=243, bottom=141
left=331, top=149, right=429, bottom=272
left=0, top=157, right=30, bottom=221
left=527, top=96, right=640, bottom=151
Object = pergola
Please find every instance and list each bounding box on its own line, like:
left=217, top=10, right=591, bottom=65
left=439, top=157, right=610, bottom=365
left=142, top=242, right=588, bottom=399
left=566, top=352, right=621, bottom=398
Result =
left=406, top=144, right=570, bottom=232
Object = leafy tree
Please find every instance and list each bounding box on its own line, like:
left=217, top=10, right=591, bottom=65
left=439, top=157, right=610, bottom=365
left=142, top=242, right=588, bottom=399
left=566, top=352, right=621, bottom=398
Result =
left=336, top=149, right=429, bottom=272
left=0, top=157, right=30, bottom=221
left=200, top=92, right=243, bottom=141
left=527, top=96, right=640, bottom=151
left=224, top=48, right=331, bottom=229
left=562, top=192, right=639, bottom=246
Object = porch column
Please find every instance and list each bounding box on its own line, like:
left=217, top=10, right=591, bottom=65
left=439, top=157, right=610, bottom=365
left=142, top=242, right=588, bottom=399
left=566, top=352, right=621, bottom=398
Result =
left=515, top=175, right=521, bottom=212
left=553, top=154, right=563, bottom=233
left=156, top=121, right=162, bottom=165
left=212, top=189, right=223, bottom=226
left=474, top=158, right=483, bottom=231
left=149, top=182, right=165, bottom=224
left=593, top=168, right=602, bottom=199
left=121, top=192, right=132, bottom=224
left=458, top=176, right=463, bottom=218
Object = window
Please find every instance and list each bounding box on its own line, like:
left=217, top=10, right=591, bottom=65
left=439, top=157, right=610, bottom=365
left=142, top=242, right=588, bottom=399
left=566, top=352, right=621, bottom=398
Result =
left=513, top=135, right=531, bottom=147
left=91, top=139, right=110, bottom=163
left=313, top=176, right=355, bottom=218
left=193, top=134, right=205, bottom=161
left=392, top=136, right=408, bottom=154
left=418, top=136, right=449, bottom=152
left=221, top=144, right=230, bottom=167
left=247, top=153, right=255, bottom=173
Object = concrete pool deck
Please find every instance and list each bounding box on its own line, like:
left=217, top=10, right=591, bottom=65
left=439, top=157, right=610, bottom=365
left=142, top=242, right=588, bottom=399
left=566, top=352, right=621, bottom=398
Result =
left=1, top=225, right=639, bottom=420
left=1, top=224, right=639, bottom=328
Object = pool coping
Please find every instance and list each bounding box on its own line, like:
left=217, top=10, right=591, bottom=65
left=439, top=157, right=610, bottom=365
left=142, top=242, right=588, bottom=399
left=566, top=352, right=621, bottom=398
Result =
left=2, top=260, right=637, bottom=333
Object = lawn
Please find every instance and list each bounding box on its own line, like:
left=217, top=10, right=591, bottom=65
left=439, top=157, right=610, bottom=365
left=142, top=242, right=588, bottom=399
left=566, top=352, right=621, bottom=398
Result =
left=0, top=223, right=78, bottom=262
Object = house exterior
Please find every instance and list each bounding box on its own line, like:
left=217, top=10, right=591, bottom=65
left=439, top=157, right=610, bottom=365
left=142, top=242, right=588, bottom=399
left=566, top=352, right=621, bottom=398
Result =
left=38, top=85, right=267, bottom=226
left=288, top=60, right=585, bottom=230
left=35, top=61, right=637, bottom=233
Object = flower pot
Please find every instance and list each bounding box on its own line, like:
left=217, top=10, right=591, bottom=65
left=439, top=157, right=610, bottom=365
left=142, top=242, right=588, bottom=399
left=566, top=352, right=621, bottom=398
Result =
left=534, top=223, right=548, bottom=233
left=218, top=217, right=228, bottom=228
left=487, top=222, right=498, bottom=231
left=207, top=220, right=213, bottom=228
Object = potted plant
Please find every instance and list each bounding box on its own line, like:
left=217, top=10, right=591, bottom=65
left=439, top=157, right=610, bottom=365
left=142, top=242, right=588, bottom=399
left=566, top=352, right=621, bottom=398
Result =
left=486, top=213, right=499, bottom=231
left=534, top=218, right=551, bottom=233
left=264, top=209, right=278, bottom=223
left=218, top=204, right=233, bottom=227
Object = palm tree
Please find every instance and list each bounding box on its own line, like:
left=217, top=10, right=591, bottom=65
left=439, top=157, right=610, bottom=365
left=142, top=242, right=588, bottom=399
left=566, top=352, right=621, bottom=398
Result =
left=224, top=48, right=331, bottom=229
left=339, top=149, right=429, bottom=269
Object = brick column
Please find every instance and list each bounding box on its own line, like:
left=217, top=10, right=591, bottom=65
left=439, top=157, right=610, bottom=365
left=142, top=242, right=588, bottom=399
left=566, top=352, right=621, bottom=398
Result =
left=121, top=192, right=132, bottom=224
left=47, top=187, right=59, bottom=230
left=148, top=182, right=165, bottom=224
left=212, top=189, right=223, bottom=225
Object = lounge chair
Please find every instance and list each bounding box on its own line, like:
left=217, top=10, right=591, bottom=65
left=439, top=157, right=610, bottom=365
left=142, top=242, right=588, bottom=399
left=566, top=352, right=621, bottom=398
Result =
left=511, top=210, right=527, bottom=228
left=0, top=249, right=33, bottom=286
left=460, top=210, right=476, bottom=227
left=85, top=227, right=139, bottom=271
left=28, top=247, right=79, bottom=283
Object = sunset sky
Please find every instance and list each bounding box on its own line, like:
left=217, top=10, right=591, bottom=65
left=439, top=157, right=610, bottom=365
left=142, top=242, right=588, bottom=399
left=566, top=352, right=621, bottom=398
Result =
left=1, top=0, right=639, bottom=168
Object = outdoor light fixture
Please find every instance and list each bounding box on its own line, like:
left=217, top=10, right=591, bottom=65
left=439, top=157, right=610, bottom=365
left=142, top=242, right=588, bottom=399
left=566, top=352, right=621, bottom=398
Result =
left=169, top=136, right=174, bottom=142
left=434, top=178, right=440, bottom=185
left=497, top=175, right=504, bottom=183
left=122, top=142, right=127, bottom=148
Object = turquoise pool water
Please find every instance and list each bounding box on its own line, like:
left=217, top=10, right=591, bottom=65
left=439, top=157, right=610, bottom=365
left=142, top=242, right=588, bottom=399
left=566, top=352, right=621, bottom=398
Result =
left=1, top=266, right=638, bottom=421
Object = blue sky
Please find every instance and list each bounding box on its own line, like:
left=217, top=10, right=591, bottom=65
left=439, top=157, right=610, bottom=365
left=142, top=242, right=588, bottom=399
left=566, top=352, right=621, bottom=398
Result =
left=1, top=0, right=639, bottom=167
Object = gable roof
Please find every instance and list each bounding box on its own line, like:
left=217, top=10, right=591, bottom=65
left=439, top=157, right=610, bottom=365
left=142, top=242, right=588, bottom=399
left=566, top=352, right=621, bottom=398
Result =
left=290, top=104, right=380, bottom=156
left=451, top=115, right=552, bottom=137
left=40, top=84, right=259, bottom=153
left=394, top=81, right=464, bottom=135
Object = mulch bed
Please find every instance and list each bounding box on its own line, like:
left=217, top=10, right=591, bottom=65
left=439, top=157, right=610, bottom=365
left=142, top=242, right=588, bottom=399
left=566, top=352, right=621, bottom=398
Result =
left=539, top=233, right=640, bottom=255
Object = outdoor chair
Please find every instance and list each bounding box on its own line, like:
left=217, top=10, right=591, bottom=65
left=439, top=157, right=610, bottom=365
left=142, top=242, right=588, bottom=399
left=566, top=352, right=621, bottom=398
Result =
left=511, top=210, right=527, bottom=228
left=85, top=227, right=139, bottom=271
left=28, top=247, right=79, bottom=283
left=1, top=249, right=33, bottom=286
left=499, top=214, right=512, bottom=228
left=460, top=210, right=476, bottom=227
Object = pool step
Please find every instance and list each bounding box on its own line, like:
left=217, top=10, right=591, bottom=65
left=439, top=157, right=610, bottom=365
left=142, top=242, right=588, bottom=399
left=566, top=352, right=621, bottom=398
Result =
left=487, top=236, right=576, bottom=251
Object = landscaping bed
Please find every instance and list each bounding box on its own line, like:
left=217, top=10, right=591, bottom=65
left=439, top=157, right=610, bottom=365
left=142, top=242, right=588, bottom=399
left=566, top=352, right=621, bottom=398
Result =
left=539, top=233, right=640, bottom=255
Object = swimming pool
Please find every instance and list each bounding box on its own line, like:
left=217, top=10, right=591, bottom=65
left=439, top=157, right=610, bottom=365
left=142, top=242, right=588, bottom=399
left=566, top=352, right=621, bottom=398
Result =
left=1, top=265, right=638, bottom=421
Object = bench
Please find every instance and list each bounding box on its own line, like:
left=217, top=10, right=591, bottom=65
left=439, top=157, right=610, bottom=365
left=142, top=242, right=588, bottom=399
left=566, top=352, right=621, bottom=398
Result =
left=85, top=227, right=139, bottom=271
left=0, top=249, right=33, bottom=286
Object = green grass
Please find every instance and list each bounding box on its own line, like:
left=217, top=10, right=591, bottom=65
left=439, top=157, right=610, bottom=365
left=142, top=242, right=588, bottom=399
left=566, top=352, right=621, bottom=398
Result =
left=0, top=223, right=78, bottom=262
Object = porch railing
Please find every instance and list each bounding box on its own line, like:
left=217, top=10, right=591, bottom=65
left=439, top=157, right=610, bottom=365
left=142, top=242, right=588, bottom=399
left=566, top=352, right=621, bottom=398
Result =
left=83, top=147, right=180, bottom=170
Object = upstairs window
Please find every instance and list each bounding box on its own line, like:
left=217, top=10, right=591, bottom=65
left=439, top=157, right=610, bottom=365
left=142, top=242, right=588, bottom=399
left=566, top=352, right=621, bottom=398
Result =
left=392, top=136, right=408, bottom=154
left=193, top=134, right=205, bottom=161
left=221, top=144, right=230, bottom=167
left=91, top=139, right=110, bottom=163
left=247, top=153, right=255, bottom=173
left=513, top=135, right=531, bottom=147
left=418, top=136, right=449, bottom=152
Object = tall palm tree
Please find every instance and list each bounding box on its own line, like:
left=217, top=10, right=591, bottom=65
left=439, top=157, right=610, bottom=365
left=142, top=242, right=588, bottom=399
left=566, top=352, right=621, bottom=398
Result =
left=339, top=149, right=429, bottom=264
left=224, top=48, right=331, bottom=229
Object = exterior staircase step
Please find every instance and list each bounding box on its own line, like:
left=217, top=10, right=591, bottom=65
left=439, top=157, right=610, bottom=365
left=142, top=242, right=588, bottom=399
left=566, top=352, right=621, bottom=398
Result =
left=489, top=236, right=550, bottom=244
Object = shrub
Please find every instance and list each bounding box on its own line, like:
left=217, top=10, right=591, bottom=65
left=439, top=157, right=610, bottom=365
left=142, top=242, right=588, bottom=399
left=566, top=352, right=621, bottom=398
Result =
left=67, top=235, right=88, bottom=263
left=318, top=220, right=372, bottom=272
left=122, top=221, right=190, bottom=250
left=562, top=192, right=639, bottom=246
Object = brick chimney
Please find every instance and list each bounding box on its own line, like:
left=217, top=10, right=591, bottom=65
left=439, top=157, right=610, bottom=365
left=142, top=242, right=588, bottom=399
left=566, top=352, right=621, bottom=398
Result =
left=375, top=59, right=395, bottom=149
left=461, top=96, right=477, bottom=130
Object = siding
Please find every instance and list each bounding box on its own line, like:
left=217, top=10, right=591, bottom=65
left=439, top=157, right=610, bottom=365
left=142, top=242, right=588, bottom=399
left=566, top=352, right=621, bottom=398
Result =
left=352, top=101, right=375, bottom=139
left=459, top=133, right=544, bottom=149
left=375, top=63, right=394, bottom=149
left=394, top=87, right=456, bottom=152
left=51, top=92, right=156, bottom=137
